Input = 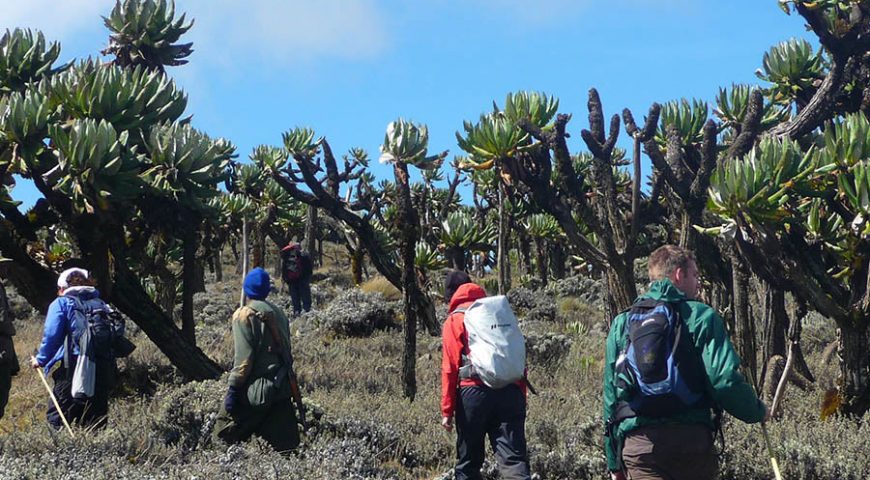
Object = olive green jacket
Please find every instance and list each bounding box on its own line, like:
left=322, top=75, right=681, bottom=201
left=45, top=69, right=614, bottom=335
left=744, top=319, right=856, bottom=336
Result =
left=228, top=299, right=293, bottom=401
left=602, top=279, right=765, bottom=471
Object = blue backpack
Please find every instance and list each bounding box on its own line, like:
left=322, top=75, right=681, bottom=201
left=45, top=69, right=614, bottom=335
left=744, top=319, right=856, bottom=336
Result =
left=614, top=298, right=706, bottom=417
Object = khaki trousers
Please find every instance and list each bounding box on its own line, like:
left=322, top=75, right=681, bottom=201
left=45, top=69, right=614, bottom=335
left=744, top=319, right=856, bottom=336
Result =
left=622, top=423, right=718, bottom=480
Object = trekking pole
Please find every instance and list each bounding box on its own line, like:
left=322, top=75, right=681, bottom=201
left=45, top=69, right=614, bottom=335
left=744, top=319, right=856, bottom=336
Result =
left=761, top=421, right=783, bottom=480
left=33, top=358, right=75, bottom=438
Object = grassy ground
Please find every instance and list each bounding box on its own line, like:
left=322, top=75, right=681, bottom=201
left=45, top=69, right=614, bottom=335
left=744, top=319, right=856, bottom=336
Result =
left=0, top=250, right=866, bottom=479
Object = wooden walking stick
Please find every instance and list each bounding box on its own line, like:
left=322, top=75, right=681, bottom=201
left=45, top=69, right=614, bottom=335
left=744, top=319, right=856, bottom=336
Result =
left=33, top=358, right=75, bottom=438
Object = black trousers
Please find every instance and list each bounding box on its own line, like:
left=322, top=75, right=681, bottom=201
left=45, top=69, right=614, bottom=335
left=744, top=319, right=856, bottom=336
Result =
left=454, top=384, right=531, bottom=480
left=47, top=359, right=116, bottom=430
left=289, top=280, right=312, bottom=315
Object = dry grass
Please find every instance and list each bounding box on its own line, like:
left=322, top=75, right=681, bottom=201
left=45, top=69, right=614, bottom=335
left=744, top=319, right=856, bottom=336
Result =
left=359, top=276, right=402, bottom=302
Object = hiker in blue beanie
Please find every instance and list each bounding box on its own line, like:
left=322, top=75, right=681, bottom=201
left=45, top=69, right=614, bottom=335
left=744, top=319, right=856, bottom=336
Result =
left=214, top=267, right=303, bottom=452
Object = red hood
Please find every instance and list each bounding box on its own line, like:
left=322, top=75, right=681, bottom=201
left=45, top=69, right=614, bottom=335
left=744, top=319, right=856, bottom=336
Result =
left=448, top=283, right=487, bottom=312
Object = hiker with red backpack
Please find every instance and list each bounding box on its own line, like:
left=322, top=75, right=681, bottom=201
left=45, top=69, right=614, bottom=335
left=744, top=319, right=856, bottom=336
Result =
left=603, top=245, right=769, bottom=480
left=440, top=270, right=531, bottom=480
left=280, top=243, right=314, bottom=316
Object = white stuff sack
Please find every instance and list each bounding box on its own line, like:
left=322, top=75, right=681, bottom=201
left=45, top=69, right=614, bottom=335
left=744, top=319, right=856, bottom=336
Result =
left=460, top=295, right=525, bottom=389
left=69, top=298, right=96, bottom=399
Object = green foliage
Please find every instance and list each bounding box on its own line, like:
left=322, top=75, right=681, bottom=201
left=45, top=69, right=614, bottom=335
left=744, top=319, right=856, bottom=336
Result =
left=49, top=118, right=142, bottom=212
left=0, top=88, right=53, bottom=148
left=438, top=210, right=495, bottom=249
left=379, top=118, right=444, bottom=170
left=103, top=0, right=194, bottom=70
left=502, top=91, right=559, bottom=129
left=282, top=127, right=321, bottom=157
left=0, top=29, right=65, bottom=94
left=714, top=84, right=790, bottom=131
left=141, top=122, right=234, bottom=205
left=525, top=213, right=563, bottom=240
left=655, top=98, right=709, bottom=147
left=414, top=242, right=446, bottom=272
left=42, top=59, right=187, bottom=131
left=456, top=113, right=527, bottom=164
left=707, top=136, right=814, bottom=225
left=756, top=38, right=825, bottom=105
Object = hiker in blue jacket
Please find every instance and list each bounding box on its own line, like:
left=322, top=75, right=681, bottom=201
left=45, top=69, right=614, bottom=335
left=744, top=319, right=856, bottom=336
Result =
left=30, top=268, right=118, bottom=429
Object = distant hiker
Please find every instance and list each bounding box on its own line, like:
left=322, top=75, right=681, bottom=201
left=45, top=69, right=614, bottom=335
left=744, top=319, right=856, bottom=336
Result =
left=0, top=282, right=19, bottom=419
left=215, top=267, right=305, bottom=453
left=280, top=242, right=314, bottom=316
left=603, top=245, right=769, bottom=480
left=440, top=270, right=531, bottom=480
left=31, top=268, right=128, bottom=429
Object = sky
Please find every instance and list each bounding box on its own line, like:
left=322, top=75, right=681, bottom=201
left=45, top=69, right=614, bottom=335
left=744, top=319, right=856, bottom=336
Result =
left=3, top=0, right=816, bottom=207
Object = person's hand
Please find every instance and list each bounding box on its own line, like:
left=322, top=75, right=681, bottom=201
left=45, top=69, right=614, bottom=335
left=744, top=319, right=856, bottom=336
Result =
left=29, top=356, right=40, bottom=369
left=224, top=386, right=244, bottom=414
left=610, top=471, right=626, bottom=480
left=441, top=415, right=453, bottom=432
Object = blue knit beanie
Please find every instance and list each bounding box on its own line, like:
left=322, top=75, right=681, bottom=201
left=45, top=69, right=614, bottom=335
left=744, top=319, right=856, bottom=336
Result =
left=243, top=267, right=271, bottom=300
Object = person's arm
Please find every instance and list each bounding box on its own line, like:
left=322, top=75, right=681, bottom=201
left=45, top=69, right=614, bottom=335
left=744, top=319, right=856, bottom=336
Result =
left=227, top=307, right=258, bottom=388
left=441, top=312, right=464, bottom=424
left=603, top=316, right=622, bottom=473
left=692, top=304, right=766, bottom=423
left=34, top=299, right=67, bottom=367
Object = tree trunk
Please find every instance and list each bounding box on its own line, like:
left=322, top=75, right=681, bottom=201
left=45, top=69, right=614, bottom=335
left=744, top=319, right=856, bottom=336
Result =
left=111, top=263, right=222, bottom=380
left=305, top=204, right=318, bottom=264
left=240, top=218, right=249, bottom=307
left=497, top=181, right=510, bottom=294
left=350, top=247, right=364, bottom=286
left=181, top=223, right=198, bottom=346
left=214, top=250, right=223, bottom=282
left=446, top=246, right=466, bottom=271
left=519, top=235, right=532, bottom=276
left=533, top=237, right=548, bottom=286
left=837, top=320, right=870, bottom=415
left=550, top=243, right=566, bottom=280
left=760, top=283, right=787, bottom=390
left=732, top=255, right=758, bottom=389
left=395, top=163, right=420, bottom=401
left=604, top=257, right=637, bottom=323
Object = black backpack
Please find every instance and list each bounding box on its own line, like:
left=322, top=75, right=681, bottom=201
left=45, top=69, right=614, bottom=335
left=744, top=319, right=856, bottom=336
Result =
left=614, top=298, right=707, bottom=417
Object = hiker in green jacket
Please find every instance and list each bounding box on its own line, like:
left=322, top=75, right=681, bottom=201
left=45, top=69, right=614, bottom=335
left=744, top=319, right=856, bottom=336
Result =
left=214, top=267, right=300, bottom=453
left=603, top=245, right=768, bottom=480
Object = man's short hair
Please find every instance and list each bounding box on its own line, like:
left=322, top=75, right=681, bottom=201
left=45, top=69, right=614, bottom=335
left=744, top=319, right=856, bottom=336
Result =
left=648, top=245, right=696, bottom=281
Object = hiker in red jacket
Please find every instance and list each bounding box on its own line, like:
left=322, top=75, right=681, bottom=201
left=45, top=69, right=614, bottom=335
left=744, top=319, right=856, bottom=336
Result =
left=440, top=270, right=531, bottom=480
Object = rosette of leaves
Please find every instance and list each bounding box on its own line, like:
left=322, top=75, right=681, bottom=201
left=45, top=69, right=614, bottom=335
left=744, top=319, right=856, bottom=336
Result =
left=502, top=91, right=559, bottom=129
left=250, top=144, right=288, bottom=173
left=414, top=242, right=446, bottom=272
left=282, top=127, right=322, bottom=159
left=378, top=118, right=445, bottom=170
left=0, top=29, right=67, bottom=94
left=525, top=213, right=563, bottom=241
left=102, top=0, right=193, bottom=70
left=42, top=59, right=187, bottom=132
left=655, top=98, right=709, bottom=147
left=234, top=162, right=267, bottom=197
left=714, top=84, right=790, bottom=132
left=48, top=118, right=143, bottom=213
left=456, top=113, right=526, bottom=170
left=141, top=122, right=234, bottom=207
left=438, top=210, right=495, bottom=251
left=755, top=38, right=825, bottom=105
left=262, top=178, right=304, bottom=231
left=707, top=136, right=815, bottom=228
left=814, top=114, right=870, bottom=236
left=0, top=89, right=54, bottom=154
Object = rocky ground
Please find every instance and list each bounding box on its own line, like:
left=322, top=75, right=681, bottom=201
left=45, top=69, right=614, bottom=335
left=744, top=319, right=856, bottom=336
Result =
left=0, top=266, right=865, bottom=479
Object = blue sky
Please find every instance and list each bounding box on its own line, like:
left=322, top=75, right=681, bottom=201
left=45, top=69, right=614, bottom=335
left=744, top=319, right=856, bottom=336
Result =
left=4, top=0, right=814, bottom=207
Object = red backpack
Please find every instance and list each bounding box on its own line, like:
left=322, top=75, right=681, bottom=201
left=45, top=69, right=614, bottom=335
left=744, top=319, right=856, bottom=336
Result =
left=281, top=244, right=303, bottom=282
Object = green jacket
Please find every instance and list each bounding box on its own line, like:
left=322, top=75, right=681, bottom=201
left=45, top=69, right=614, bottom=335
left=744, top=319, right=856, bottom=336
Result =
left=602, top=279, right=765, bottom=471
left=228, top=299, right=293, bottom=405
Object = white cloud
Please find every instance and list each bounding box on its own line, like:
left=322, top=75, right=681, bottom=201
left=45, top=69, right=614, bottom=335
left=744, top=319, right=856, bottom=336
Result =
left=181, top=0, right=388, bottom=70
left=0, top=0, right=111, bottom=40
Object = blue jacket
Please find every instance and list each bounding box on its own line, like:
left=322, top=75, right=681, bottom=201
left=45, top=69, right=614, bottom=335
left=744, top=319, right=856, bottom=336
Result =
left=35, top=286, right=105, bottom=374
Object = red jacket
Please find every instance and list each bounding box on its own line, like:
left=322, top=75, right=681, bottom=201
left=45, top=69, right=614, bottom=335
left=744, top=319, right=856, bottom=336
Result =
left=440, top=283, right=527, bottom=418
